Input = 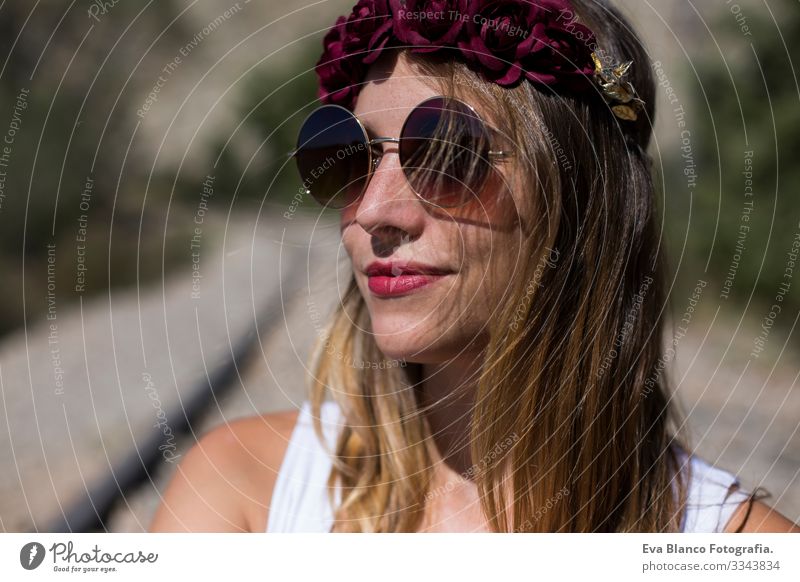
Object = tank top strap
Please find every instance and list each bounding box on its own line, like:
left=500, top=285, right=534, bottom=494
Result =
left=677, top=448, right=751, bottom=532
left=266, top=400, right=342, bottom=532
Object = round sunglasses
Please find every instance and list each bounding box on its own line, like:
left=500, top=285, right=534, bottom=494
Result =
left=291, top=96, right=513, bottom=209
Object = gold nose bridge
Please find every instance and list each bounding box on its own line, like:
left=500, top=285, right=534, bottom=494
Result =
left=368, top=137, right=400, bottom=172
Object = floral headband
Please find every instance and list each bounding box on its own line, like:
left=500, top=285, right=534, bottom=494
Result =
left=315, top=0, right=645, bottom=121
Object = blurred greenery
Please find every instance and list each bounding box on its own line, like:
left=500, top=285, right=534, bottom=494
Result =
left=0, top=2, right=191, bottom=337
left=0, top=2, right=321, bottom=339
left=174, top=42, right=321, bottom=211
left=664, top=0, right=799, bottom=326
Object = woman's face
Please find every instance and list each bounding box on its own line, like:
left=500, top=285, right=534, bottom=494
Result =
left=340, top=53, right=523, bottom=364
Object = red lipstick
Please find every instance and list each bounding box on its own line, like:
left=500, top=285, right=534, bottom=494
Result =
left=365, top=261, right=451, bottom=297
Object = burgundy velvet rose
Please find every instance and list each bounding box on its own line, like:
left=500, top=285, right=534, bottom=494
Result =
left=316, top=2, right=394, bottom=107
left=389, top=0, right=468, bottom=53
left=343, top=0, right=394, bottom=64
left=459, top=0, right=594, bottom=88
left=457, top=0, right=541, bottom=85
left=520, top=1, right=596, bottom=89
left=315, top=15, right=366, bottom=107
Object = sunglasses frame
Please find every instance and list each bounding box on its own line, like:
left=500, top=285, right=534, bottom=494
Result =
left=291, top=95, right=514, bottom=209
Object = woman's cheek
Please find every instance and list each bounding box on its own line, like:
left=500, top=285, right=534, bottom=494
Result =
left=340, top=204, right=358, bottom=226
left=339, top=207, right=358, bottom=257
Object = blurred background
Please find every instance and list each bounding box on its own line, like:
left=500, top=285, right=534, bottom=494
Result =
left=0, top=0, right=797, bottom=532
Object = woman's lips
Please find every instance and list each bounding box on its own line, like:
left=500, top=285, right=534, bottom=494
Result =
left=365, top=261, right=451, bottom=297
left=367, top=274, right=448, bottom=296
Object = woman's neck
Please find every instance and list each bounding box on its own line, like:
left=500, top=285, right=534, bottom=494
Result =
left=419, top=353, right=483, bottom=477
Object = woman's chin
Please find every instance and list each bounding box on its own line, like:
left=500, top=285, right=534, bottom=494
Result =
left=373, top=338, right=432, bottom=364
left=368, top=332, right=430, bottom=363
left=369, top=311, right=485, bottom=364
left=372, top=332, right=463, bottom=365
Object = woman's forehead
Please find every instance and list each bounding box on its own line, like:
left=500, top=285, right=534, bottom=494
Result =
left=353, top=54, right=439, bottom=124
left=354, top=53, right=508, bottom=133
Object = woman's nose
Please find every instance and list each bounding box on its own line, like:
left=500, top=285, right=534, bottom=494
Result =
left=354, top=148, right=426, bottom=240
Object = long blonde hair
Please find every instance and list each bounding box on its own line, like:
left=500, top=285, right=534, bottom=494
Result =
left=308, top=0, right=757, bottom=532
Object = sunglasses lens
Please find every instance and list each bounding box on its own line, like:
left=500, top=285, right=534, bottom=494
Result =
left=295, top=106, right=370, bottom=209
left=400, top=97, right=492, bottom=207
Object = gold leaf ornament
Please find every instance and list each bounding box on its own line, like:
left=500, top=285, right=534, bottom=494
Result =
left=591, top=52, right=645, bottom=121
left=611, top=104, right=638, bottom=121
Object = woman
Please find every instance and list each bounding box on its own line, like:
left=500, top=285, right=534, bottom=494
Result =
left=151, top=0, right=798, bottom=533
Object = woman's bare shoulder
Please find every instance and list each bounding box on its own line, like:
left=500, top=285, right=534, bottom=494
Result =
left=148, top=408, right=300, bottom=532
left=724, top=495, right=800, bottom=533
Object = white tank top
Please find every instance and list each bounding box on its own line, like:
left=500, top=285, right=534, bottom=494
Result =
left=266, top=401, right=751, bottom=533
